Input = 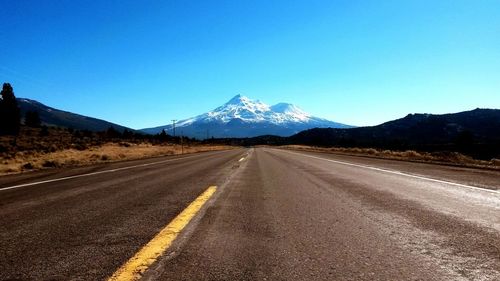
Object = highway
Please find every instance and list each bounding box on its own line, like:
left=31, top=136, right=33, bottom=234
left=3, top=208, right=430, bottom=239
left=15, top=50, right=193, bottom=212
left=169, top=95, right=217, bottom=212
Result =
left=1, top=148, right=499, bottom=280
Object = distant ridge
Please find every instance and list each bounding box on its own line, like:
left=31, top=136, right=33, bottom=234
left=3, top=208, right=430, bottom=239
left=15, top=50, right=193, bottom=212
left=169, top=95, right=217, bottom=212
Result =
left=288, top=108, right=500, bottom=159
left=17, top=98, right=133, bottom=132
left=141, top=94, right=352, bottom=138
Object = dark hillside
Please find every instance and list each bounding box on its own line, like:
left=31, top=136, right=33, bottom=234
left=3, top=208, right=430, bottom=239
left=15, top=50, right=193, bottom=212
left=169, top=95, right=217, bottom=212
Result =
left=17, top=98, right=132, bottom=132
left=289, top=109, right=500, bottom=159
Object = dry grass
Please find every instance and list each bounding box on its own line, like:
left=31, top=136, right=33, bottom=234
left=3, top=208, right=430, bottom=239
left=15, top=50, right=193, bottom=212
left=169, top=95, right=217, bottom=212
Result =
left=0, top=142, right=233, bottom=175
left=281, top=145, right=500, bottom=170
left=0, top=126, right=234, bottom=175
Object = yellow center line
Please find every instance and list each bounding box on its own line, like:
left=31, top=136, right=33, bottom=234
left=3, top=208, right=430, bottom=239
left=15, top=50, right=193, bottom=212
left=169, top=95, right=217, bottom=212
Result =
left=107, top=186, right=217, bottom=281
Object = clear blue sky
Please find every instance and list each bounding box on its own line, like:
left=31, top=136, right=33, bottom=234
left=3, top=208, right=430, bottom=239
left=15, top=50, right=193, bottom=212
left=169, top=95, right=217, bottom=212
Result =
left=1, top=0, right=499, bottom=129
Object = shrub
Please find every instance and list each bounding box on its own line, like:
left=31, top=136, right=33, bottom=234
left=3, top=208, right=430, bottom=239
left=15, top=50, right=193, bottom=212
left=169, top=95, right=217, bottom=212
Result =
left=49, top=144, right=58, bottom=152
left=402, top=150, right=421, bottom=158
left=73, top=142, right=88, bottom=151
left=490, top=159, right=500, bottom=166
left=22, top=162, right=35, bottom=170
left=42, top=160, right=59, bottom=168
left=364, top=148, right=378, bottom=155
left=25, top=111, right=41, bottom=128
left=39, top=126, right=49, bottom=136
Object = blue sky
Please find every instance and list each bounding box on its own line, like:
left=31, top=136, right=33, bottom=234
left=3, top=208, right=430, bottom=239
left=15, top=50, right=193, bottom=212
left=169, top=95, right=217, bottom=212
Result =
left=1, top=0, right=499, bottom=129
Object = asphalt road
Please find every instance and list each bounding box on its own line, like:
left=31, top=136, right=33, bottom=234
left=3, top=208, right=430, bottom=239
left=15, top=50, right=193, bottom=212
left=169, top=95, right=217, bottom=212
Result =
left=1, top=148, right=499, bottom=280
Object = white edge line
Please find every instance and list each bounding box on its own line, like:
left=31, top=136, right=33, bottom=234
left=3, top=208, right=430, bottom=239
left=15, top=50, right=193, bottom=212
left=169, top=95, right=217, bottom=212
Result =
left=238, top=157, right=245, bottom=162
left=0, top=151, right=227, bottom=192
left=277, top=149, right=500, bottom=195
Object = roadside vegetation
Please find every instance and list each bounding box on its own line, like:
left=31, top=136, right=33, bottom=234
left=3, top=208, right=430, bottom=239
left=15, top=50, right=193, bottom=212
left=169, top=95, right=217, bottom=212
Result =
left=282, top=145, right=500, bottom=170
left=0, top=126, right=232, bottom=175
left=0, top=83, right=232, bottom=175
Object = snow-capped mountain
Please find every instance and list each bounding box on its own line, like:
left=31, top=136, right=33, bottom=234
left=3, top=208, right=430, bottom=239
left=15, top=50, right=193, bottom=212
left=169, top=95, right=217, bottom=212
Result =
left=141, top=94, right=353, bottom=138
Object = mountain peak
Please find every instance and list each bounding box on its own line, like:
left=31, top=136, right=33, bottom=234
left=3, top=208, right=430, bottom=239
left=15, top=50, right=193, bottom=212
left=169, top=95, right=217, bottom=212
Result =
left=141, top=94, right=352, bottom=138
left=226, top=94, right=252, bottom=105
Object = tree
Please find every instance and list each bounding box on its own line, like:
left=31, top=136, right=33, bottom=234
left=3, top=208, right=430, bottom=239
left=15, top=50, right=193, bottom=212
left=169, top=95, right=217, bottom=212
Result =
left=25, top=111, right=41, bottom=128
left=39, top=125, right=49, bottom=136
left=122, top=129, right=133, bottom=139
left=455, top=130, right=474, bottom=146
left=0, top=83, right=21, bottom=135
left=106, top=126, right=121, bottom=138
left=158, top=129, right=168, bottom=142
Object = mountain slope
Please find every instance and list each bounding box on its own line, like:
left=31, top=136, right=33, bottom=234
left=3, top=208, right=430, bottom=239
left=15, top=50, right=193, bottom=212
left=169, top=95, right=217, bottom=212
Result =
left=289, top=108, right=500, bottom=159
left=17, top=98, right=132, bottom=132
left=141, top=95, right=352, bottom=138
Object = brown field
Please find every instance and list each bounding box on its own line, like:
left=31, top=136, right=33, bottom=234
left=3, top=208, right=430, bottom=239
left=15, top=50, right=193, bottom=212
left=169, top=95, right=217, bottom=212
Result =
left=0, top=142, right=233, bottom=175
left=281, top=145, right=500, bottom=170
left=0, top=127, right=233, bottom=175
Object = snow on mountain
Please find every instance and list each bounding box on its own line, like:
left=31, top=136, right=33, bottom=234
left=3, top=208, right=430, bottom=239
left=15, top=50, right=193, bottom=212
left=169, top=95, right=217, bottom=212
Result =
left=141, top=94, right=353, bottom=138
left=189, top=95, right=313, bottom=124
left=269, top=103, right=310, bottom=122
left=194, top=94, right=271, bottom=123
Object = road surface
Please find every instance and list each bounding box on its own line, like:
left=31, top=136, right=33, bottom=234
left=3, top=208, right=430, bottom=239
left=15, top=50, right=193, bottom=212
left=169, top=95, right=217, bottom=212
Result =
left=1, top=148, right=499, bottom=280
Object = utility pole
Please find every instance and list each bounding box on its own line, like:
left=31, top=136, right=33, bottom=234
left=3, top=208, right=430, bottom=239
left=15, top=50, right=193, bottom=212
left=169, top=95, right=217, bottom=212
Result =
left=181, top=130, right=184, bottom=155
left=171, top=119, right=177, bottom=137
